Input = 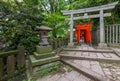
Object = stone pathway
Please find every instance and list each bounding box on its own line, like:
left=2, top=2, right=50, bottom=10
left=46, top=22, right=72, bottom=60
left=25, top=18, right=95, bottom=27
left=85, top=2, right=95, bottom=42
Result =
left=37, top=45, right=120, bottom=81
left=73, top=60, right=105, bottom=76
left=37, top=70, right=92, bottom=81
left=77, top=44, right=95, bottom=50
left=62, top=59, right=111, bottom=81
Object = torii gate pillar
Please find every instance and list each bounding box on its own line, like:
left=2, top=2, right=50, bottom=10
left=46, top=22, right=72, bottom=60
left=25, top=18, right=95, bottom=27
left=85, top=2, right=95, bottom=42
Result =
left=68, top=14, right=74, bottom=46
left=98, top=10, right=107, bottom=48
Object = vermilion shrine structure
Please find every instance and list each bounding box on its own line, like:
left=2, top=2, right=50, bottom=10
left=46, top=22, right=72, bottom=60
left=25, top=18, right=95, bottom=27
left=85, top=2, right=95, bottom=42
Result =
left=75, top=23, right=92, bottom=43
left=61, top=1, right=118, bottom=48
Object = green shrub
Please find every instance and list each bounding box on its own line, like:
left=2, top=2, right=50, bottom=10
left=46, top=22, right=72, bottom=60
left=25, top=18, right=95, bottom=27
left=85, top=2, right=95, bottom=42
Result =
left=19, top=35, right=40, bottom=54
left=39, top=62, right=60, bottom=77
left=22, top=77, right=36, bottom=81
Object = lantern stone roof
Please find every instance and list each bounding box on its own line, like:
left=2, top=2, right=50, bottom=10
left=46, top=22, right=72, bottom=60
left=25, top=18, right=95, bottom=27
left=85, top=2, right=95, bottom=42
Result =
left=36, top=25, right=52, bottom=31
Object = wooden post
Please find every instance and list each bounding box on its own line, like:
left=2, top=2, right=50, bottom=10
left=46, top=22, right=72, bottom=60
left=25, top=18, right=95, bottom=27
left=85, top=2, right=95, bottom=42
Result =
left=7, top=55, right=15, bottom=75
left=62, top=38, right=63, bottom=47
left=17, top=46, right=25, bottom=70
left=0, top=58, right=3, bottom=79
left=106, top=26, right=109, bottom=43
left=119, top=26, right=120, bottom=43
left=64, top=38, right=66, bottom=45
left=116, top=25, right=118, bottom=43
left=68, top=14, right=74, bottom=46
left=55, top=40, right=57, bottom=49
left=59, top=39, right=62, bottom=47
left=53, top=40, right=55, bottom=50
left=64, top=38, right=66, bottom=46
left=113, top=26, right=114, bottom=43
left=110, top=25, right=112, bottom=44
left=57, top=39, right=59, bottom=48
left=59, top=39, right=61, bottom=47
left=58, top=39, right=60, bottom=48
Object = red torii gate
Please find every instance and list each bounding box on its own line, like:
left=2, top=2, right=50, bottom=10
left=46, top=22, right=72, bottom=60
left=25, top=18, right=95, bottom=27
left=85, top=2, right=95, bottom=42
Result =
left=75, top=23, right=92, bottom=43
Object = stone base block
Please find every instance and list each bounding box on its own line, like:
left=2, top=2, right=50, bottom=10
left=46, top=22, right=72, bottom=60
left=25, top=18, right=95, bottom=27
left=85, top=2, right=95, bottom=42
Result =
left=28, top=55, right=60, bottom=77
left=68, top=42, right=74, bottom=47
left=29, top=55, right=60, bottom=67
left=98, top=43, right=107, bottom=49
left=36, top=45, right=52, bottom=54
left=34, top=52, right=55, bottom=59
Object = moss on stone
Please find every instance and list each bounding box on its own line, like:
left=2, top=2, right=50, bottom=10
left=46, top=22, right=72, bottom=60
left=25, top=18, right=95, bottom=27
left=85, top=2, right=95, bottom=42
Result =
left=36, top=46, right=52, bottom=54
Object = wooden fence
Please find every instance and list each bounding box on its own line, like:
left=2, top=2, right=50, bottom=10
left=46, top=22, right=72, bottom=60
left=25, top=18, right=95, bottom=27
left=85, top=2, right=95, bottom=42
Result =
left=105, top=24, right=120, bottom=44
left=0, top=46, right=25, bottom=81
left=50, top=38, right=68, bottom=50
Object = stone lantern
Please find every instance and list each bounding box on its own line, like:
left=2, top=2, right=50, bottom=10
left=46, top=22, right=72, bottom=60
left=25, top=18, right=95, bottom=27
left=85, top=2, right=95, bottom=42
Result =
left=36, top=25, right=52, bottom=46
left=29, top=26, right=56, bottom=75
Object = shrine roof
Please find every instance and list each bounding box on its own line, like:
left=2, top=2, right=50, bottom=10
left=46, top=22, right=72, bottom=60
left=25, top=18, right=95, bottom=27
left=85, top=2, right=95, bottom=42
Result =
left=36, top=25, right=52, bottom=31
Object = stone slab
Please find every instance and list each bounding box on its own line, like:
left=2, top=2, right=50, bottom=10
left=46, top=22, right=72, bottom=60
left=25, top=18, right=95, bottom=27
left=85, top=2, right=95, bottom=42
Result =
left=64, top=71, right=79, bottom=80
left=29, top=55, right=60, bottom=67
left=34, top=52, right=56, bottom=59
left=62, top=59, right=110, bottom=81
left=60, top=53, right=120, bottom=62
left=63, top=48, right=114, bottom=53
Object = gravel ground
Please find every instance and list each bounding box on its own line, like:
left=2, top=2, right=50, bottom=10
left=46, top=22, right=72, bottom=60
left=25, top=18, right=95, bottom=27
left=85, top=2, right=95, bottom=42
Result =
left=101, top=62, right=120, bottom=81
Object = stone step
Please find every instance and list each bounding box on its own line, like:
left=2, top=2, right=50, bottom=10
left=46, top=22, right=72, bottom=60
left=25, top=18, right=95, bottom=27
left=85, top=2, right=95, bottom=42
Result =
left=59, top=54, right=120, bottom=62
left=62, top=59, right=112, bottom=81
left=29, top=55, right=60, bottom=67
left=33, top=52, right=56, bottom=59
left=63, top=48, right=114, bottom=53
left=112, top=48, right=120, bottom=57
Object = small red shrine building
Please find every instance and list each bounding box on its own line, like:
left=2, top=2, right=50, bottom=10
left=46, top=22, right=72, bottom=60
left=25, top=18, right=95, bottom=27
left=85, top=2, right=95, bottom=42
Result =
left=75, top=23, right=92, bottom=43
